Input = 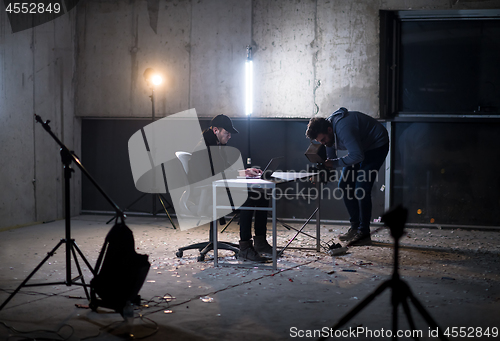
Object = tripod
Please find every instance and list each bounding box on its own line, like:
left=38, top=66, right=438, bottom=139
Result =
left=0, top=115, right=126, bottom=311
left=319, top=205, right=449, bottom=341
left=105, top=193, right=177, bottom=229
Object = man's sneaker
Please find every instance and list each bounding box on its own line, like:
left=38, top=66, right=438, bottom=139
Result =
left=346, top=231, right=372, bottom=246
left=339, top=227, right=358, bottom=241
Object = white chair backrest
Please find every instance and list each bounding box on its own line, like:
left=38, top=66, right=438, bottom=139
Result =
left=175, top=151, right=192, bottom=175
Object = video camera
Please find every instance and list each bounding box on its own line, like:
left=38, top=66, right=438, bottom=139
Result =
left=304, top=142, right=336, bottom=183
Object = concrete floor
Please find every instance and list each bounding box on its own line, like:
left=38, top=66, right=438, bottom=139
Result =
left=0, top=215, right=499, bottom=340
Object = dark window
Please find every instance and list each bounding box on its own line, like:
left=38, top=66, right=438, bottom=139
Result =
left=380, top=10, right=500, bottom=117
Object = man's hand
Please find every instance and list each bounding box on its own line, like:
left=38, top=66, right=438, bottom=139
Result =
left=324, top=159, right=334, bottom=169
left=245, top=168, right=263, bottom=177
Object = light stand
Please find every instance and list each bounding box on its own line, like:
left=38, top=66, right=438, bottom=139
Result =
left=220, top=47, right=253, bottom=232
left=148, top=79, right=176, bottom=228
left=245, top=45, right=253, bottom=166
left=106, top=68, right=177, bottom=229
left=0, top=114, right=126, bottom=311
left=319, top=205, right=449, bottom=341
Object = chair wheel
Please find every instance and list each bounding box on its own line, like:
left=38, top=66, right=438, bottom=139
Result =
left=175, top=250, right=183, bottom=258
left=197, top=254, right=205, bottom=262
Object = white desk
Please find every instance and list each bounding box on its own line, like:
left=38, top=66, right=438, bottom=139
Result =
left=212, top=178, right=277, bottom=270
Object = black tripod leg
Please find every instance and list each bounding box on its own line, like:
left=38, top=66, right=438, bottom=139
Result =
left=220, top=213, right=238, bottom=233
left=401, top=297, right=420, bottom=341
left=319, top=280, right=391, bottom=341
left=158, top=194, right=174, bottom=210
left=406, top=289, right=449, bottom=341
left=157, top=195, right=177, bottom=229
left=278, top=207, right=318, bottom=257
left=106, top=193, right=148, bottom=224
left=72, top=241, right=96, bottom=276
left=392, top=291, right=399, bottom=340
left=0, top=240, right=64, bottom=311
left=273, top=216, right=291, bottom=231
left=70, top=244, right=90, bottom=300
left=277, top=219, right=320, bottom=240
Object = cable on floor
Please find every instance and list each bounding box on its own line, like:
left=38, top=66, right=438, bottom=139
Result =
left=0, top=320, right=74, bottom=341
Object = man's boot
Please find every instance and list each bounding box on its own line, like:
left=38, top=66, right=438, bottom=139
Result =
left=347, top=231, right=372, bottom=246
left=238, top=240, right=266, bottom=262
left=253, top=235, right=273, bottom=256
left=339, top=227, right=358, bottom=241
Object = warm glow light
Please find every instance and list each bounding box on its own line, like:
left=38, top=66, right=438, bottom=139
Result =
left=151, top=74, right=162, bottom=86
left=245, top=60, right=253, bottom=115
left=143, top=68, right=162, bottom=88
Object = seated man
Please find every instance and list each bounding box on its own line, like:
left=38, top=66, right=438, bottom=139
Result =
left=188, top=114, right=273, bottom=262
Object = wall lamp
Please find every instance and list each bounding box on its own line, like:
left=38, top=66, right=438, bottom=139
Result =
left=144, top=68, right=162, bottom=89
left=245, top=46, right=253, bottom=116
left=245, top=46, right=253, bottom=165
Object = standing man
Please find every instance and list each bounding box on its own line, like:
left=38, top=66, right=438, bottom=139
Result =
left=188, top=114, right=273, bottom=262
left=305, top=107, right=389, bottom=246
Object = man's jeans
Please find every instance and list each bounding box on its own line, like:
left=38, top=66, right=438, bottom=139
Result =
left=338, top=143, right=389, bottom=234
left=239, top=190, right=269, bottom=241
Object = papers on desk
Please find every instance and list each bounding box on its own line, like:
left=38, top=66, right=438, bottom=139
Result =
left=214, top=178, right=276, bottom=188
left=270, top=171, right=318, bottom=181
left=235, top=172, right=318, bottom=183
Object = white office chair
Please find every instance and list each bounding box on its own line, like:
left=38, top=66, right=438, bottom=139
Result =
left=175, top=152, right=195, bottom=215
left=174, top=151, right=239, bottom=261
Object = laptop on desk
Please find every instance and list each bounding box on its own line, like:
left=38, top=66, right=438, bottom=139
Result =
left=242, top=156, right=284, bottom=181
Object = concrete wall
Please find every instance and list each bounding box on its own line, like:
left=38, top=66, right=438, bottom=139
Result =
left=0, top=8, right=80, bottom=230
left=76, top=0, right=500, bottom=119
